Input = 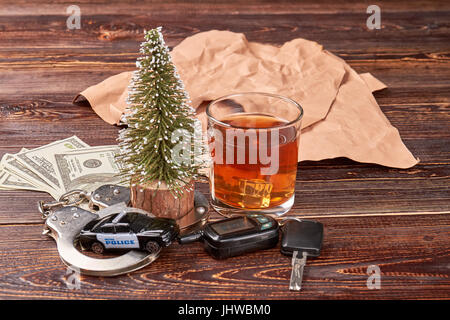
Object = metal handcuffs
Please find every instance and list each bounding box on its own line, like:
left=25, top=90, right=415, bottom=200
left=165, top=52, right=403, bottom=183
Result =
left=38, top=184, right=209, bottom=277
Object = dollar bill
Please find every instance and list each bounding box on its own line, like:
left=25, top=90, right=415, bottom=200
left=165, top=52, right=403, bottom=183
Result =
left=0, top=138, right=131, bottom=201
left=53, top=145, right=126, bottom=194
left=0, top=169, right=41, bottom=191
left=1, top=164, right=61, bottom=199
left=0, top=171, right=10, bottom=190
left=0, top=152, right=61, bottom=198
left=15, top=136, right=89, bottom=192
left=3, top=153, right=56, bottom=190
left=0, top=154, right=29, bottom=190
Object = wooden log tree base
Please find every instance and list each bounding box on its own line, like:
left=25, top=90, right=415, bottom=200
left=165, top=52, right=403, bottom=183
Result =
left=130, top=180, right=195, bottom=220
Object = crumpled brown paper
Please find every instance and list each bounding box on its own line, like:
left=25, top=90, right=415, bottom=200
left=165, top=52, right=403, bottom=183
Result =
left=74, top=30, right=418, bottom=168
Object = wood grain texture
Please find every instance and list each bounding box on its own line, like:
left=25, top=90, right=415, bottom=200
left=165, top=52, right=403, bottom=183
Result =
left=0, top=0, right=449, bottom=299
left=131, top=181, right=195, bottom=219
left=0, top=214, right=448, bottom=299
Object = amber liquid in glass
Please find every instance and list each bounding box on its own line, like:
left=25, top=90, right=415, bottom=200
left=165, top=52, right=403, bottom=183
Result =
left=210, top=113, right=299, bottom=209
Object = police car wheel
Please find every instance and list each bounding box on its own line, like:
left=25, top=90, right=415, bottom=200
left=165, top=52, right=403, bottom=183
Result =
left=145, top=241, right=160, bottom=254
left=91, top=241, right=105, bottom=254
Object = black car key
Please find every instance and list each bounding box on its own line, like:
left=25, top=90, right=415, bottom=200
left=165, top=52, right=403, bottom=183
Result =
left=281, top=219, right=324, bottom=291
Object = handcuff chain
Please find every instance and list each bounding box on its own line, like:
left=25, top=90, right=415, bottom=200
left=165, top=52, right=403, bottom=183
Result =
left=38, top=189, right=89, bottom=219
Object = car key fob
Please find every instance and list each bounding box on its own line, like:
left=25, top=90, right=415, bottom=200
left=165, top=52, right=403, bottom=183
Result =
left=179, top=214, right=279, bottom=259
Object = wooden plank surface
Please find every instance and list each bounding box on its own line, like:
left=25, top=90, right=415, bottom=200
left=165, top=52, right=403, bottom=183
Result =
left=0, top=0, right=449, bottom=299
left=0, top=214, right=448, bottom=300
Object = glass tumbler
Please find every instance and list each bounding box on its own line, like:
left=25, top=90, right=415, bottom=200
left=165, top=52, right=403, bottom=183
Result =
left=206, top=92, right=303, bottom=216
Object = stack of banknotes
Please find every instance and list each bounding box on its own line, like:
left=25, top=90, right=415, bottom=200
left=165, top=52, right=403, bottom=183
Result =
left=0, top=136, right=127, bottom=200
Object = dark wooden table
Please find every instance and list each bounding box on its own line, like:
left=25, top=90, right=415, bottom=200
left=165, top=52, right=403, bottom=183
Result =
left=0, top=0, right=449, bottom=300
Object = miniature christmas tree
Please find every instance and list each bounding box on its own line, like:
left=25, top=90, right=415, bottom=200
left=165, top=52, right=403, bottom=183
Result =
left=116, top=27, right=202, bottom=198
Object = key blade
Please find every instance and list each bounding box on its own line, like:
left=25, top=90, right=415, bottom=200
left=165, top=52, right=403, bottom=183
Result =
left=289, top=251, right=307, bottom=291
left=292, top=250, right=298, bottom=266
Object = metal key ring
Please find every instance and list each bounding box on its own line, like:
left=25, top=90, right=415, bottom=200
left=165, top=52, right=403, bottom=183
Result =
left=212, top=212, right=303, bottom=227
left=278, top=217, right=303, bottom=226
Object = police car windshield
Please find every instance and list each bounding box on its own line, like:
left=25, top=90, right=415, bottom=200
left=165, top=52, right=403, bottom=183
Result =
left=92, top=212, right=155, bottom=233
left=93, top=215, right=115, bottom=231
left=112, top=211, right=127, bottom=224
left=104, top=212, right=151, bottom=232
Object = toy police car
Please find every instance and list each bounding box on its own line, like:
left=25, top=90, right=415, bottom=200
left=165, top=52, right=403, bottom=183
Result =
left=78, top=211, right=179, bottom=254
